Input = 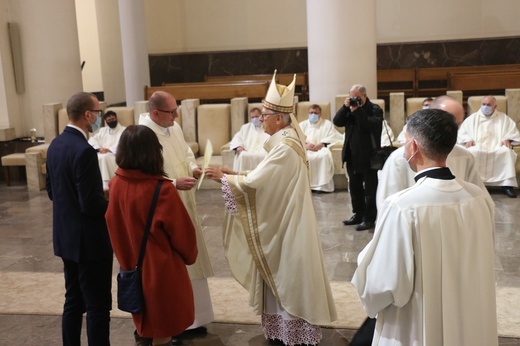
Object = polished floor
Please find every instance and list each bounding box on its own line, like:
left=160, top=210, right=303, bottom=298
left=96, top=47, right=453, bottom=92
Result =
left=0, top=181, right=519, bottom=345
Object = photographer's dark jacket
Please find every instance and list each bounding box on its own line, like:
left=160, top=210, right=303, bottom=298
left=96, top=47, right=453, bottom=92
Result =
left=333, top=98, right=383, bottom=172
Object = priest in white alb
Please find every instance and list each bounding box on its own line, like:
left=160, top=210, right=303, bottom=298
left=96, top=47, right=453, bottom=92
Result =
left=458, top=95, right=520, bottom=198
left=88, top=110, right=126, bottom=189
left=299, top=104, right=343, bottom=192
left=377, top=95, right=486, bottom=210
left=138, top=91, right=214, bottom=344
left=353, top=108, right=498, bottom=346
left=205, top=72, right=337, bottom=346
left=229, top=107, right=269, bottom=172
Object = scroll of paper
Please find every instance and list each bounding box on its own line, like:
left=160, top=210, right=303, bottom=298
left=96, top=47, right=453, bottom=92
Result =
left=197, top=139, right=213, bottom=190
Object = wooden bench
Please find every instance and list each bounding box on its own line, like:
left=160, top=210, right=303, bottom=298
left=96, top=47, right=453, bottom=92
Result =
left=377, top=68, right=417, bottom=102
left=145, top=81, right=270, bottom=102
left=448, top=70, right=520, bottom=93
left=205, top=73, right=309, bottom=100
left=416, top=64, right=520, bottom=97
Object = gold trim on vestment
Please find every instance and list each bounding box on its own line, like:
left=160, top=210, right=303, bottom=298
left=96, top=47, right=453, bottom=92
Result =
left=229, top=175, right=280, bottom=302
left=283, top=137, right=311, bottom=182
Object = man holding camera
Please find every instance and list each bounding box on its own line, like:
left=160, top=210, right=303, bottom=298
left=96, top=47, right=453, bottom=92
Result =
left=333, top=84, right=383, bottom=231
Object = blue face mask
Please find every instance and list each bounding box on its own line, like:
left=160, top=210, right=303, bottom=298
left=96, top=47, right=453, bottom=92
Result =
left=252, top=117, right=261, bottom=127
left=481, top=105, right=493, bottom=116
left=90, top=115, right=102, bottom=133
left=309, top=113, right=319, bottom=124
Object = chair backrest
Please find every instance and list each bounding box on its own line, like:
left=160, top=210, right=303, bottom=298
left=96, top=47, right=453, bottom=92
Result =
left=406, top=97, right=433, bottom=117
left=467, top=95, right=507, bottom=116
left=296, top=101, right=331, bottom=123
left=197, top=104, right=231, bottom=156
left=105, top=107, right=135, bottom=127
left=58, top=108, right=68, bottom=135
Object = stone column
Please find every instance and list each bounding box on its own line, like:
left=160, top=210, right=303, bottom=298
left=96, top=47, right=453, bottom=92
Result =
left=180, top=99, right=200, bottom=145
left=306, top=0, right=377, bottom=107
left=134, top=100, right=149, bottom=124
left=230, top=97, right=248, bottom=136
left=42, top=103, right=62, bottom=142
left=118, top=0, right=150, bottom=107
left=389, top=92, right=405, bottom=136
left=506, top=88, right=520, bottom=126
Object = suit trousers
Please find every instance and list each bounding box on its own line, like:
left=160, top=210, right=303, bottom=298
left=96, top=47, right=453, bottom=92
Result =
left=347, top=167, right=378, bottom=223
left=62, top=257, right=113, bottom=346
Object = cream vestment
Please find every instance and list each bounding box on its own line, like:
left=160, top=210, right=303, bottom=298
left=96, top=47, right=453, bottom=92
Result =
left=229, top=122, right=269, bottom=171
left=458, top=109, right=520, bottom=186
left=139, top=114, right=214, bottom=328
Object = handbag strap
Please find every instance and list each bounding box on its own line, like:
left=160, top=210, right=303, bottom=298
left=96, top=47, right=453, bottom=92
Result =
left=371, top=121, right=394, bottom=150
left=135, top=180, right=164, bottom=269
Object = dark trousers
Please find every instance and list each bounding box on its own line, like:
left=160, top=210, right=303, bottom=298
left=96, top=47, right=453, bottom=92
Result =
left=62, top=257, right=113, bottom=346
left=347, top=167, right=378, bottom=223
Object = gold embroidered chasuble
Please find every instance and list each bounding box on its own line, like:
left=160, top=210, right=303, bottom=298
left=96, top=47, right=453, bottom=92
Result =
left=224, top=127, right=337, bottom=325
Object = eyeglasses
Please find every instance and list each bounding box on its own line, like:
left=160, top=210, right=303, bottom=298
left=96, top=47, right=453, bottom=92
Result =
left=260, top=112, right=279, bottom=119
left=157, top=109, right=178, bottom=115
left=89, top=110, right=103, bottom=117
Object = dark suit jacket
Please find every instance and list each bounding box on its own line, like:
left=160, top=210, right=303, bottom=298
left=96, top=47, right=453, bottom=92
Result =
left=333, top=98, right=383, bottom=172
left=46, top=126, right=113, bottom=262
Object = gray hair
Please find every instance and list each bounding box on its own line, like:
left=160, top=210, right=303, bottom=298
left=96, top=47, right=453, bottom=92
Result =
left=350, top=84, right=366, bottom=96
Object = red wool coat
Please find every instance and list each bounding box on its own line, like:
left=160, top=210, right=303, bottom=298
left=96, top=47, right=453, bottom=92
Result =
left=106, top=168, right=198, bottom=338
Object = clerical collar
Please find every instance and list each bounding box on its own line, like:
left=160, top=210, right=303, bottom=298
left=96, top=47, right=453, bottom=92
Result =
left=414, top=167, right=455, bottom=182
left=146, top=114, right=169, bottom=137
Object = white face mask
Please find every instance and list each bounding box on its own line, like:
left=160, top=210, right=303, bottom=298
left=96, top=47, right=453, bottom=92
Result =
left=252, top=117, right=261, bottom=127
left=481, top=105, right=494, bottom=116
left=422, top=105, right=429, bottom=109
left=308, top=113, right=319, bottom=124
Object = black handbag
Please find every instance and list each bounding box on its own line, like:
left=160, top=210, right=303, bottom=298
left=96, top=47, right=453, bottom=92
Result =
left=370, top=121, right=397, bottom=170
left=117, top=180, right=163, bottom=314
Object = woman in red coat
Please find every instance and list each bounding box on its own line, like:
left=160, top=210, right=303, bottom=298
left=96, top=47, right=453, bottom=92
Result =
left=106, top=125, right=198, bottom=346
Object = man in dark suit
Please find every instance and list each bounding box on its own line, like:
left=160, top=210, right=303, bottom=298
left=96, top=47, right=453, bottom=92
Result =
left=46, top=92, right=113, bottom=346
left=333, top=84, right=383, bottom=231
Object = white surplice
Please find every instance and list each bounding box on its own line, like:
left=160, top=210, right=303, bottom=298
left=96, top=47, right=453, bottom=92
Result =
left=229, top=122, right=269, bottom=172
left=139, top=114, right=214, bottom=328
left=88, top=123, right=126, bottom=186
left=299, top=118, right=343, bottom=192
left=353, top=175, right=497, bottom=346
left=458, top=109, right=520, bottom=186
left=376, top=144, right=486, bottom=210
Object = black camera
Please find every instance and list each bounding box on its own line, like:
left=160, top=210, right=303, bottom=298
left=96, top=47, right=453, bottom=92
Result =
left=349, top=96, right=362, bottom=107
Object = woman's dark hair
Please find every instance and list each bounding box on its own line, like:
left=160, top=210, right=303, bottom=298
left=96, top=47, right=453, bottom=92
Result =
left=116, top=125, right=167, bottom=177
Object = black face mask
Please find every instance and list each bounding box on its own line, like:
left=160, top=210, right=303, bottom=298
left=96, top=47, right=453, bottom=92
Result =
left=106, top=120, right=118, bottom=129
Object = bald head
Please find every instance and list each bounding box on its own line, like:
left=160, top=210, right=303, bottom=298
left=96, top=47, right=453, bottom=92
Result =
left=429, top=95, right=465, bottom=127
left=148, top=91, right=178, bottom=128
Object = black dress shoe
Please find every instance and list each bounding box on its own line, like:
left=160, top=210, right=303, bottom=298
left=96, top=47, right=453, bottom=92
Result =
left=356, top=221, right=375, bottom=231
left=171, top=337, right=183, bottom=345
left=343, top=214, right=363, bottom=225
left=503, top=186, right=517, bottom=198
left=180, top=326, right=207, bottom=337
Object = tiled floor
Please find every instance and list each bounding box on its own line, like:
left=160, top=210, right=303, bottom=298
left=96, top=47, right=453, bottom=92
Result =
left=1, top=182, right=519, bottom=345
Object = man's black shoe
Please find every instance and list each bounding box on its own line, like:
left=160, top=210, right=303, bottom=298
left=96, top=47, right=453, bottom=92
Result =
left=181, top=326, right=207, bottom=336
left=503, top=186, right=517, bottom=198
left=356, top=221, right=375, bottom=231
left=342, top=215, right=363, bottom=225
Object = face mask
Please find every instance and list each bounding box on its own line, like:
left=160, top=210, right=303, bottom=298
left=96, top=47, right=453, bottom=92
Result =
left=422, top=105, right=429, bottom=109
left=252, top=117, right=261, bottom=127
left=106, top=120, right=118, bottom=129
left=481, top=105, right=493, bottom=116
left=309, top=113, right=319, bottom=124
left=90, top=114, right=102, bottom=133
